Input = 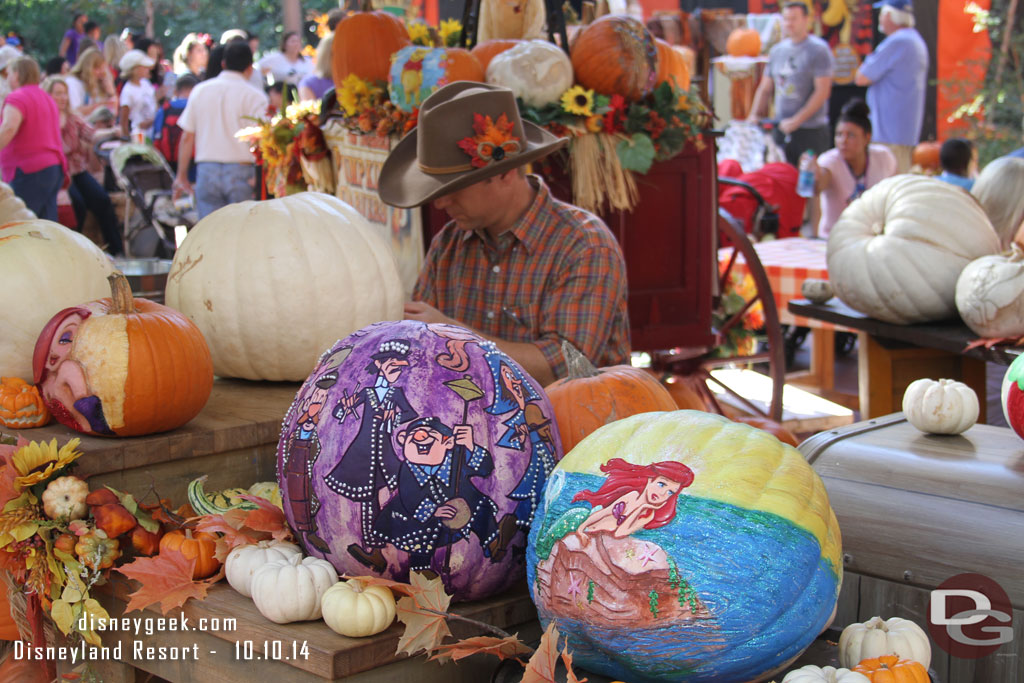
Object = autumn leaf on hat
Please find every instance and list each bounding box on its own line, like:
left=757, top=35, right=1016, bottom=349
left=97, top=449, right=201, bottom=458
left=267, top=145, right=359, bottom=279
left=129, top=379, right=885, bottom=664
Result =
left=457, top=113, right=522, bottom=168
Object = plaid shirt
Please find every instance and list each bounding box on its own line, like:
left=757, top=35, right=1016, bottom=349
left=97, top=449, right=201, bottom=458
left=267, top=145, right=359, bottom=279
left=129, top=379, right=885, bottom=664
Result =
left=413, top=175, right=631, bottom=379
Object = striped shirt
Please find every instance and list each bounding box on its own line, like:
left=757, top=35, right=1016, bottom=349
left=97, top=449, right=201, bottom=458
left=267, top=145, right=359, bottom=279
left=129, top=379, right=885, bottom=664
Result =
left=413, top=175, right=631, bottom=379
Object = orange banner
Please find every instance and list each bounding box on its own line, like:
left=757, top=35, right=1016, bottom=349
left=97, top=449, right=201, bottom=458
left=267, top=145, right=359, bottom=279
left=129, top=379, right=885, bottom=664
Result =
left=936, top=0, right=991, bottom=139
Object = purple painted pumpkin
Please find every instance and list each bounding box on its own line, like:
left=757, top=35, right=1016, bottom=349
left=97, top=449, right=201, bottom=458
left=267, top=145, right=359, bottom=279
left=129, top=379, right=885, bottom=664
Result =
left=276, top=320, right=563, bottom=601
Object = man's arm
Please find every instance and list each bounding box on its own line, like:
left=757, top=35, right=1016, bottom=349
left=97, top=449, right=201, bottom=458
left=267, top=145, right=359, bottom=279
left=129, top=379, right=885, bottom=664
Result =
left=853, top=71, right=872, bottom=87
left=747, top=72, right=774, bottom=122
left=0, top=105, right=23, bottom=151
left=172, top=130, right=195, bottom=199
left=780, top=75, right=832, bottom=134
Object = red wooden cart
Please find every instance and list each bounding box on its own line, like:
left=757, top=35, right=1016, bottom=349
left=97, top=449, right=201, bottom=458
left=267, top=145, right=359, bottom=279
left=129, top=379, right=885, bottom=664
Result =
left=421, top=134, right=786, bottom=421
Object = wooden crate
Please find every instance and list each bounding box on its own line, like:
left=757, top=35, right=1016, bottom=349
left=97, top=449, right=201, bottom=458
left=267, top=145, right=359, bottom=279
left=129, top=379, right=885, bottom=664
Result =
left=800, top=414, right=1024, bottom=682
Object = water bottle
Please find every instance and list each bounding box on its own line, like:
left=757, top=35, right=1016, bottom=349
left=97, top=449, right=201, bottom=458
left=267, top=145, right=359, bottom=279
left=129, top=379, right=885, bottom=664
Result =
left=797, top=150, right=816, bottom=198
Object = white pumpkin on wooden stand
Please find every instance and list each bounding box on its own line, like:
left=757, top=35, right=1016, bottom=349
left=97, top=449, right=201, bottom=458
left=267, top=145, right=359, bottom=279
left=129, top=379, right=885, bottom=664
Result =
left=0, top=220, right=115, bottom=380
left=782, top=665, right=870, bottom=683
left=955, top=244, right=1024, bottom=339
left=827, top=175, right=1001, bottom=324
left=225, top=540, right=302, bottom=598
left=164, top=193, right=404, bottom=381
left=902, top=378, right=979, bottom=435
left=251, top=554, right=338, bottom=624
left=838, top=616, right=932, bottom=669
left=486, top=40, right=575, bottom=108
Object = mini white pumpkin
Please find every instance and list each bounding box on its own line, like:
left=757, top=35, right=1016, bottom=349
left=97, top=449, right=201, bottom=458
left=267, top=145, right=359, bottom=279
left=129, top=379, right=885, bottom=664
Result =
left=902, top=378, right=978, bottom=435
left=827, top=175, right=1001, bottom=324
left=225, top=540, right=302, bottom=598
left=782, top=665, right=870, bottom=683
left=251, top=554, right=338, bottom=624
left=321, top=578, right=397, bottom=637
left=839, top=616, right=931, bottom=669
left=486, top=40, right=575, bottom=108
left=165, top=193, right=404, bottom=381
left=41, top=476, right=89, bottom=520
left=955, top=244, right=1024, bottom=339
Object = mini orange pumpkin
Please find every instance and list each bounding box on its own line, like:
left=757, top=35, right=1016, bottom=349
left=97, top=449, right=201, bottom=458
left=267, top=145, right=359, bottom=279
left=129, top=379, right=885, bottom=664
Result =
left=853, top=655, right=930, bottom=683
left=726, top=28, right=761, bottom=57
left=547, top=343, right=678, bottom=453
left=912, top=141, right=942, bottom=172
left=571, top=14, right=658, bottom=101
left=332, top=0, right=411, bottom=86
left=32, top=272, right=213, bottom=437
left=159, top=529, right=221, bottom=579
left=0, top=376, right=50, bottom=428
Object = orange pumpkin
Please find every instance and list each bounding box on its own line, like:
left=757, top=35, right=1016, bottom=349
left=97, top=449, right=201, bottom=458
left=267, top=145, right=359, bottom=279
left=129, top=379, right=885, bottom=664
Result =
left=472, top=39, right=522, bottom=73
left=726, top=28, right=761, bottom=57
left=548, top=344, right=678, bottom=453
left=332, top=0, right=411, bottom=86
left=159, top=529, right=221, bottom=579
left=0, top=376, right=49, bottom=428
left=853, top=655, right=930, bottom=683
left=32, top=272, right=213, bottom=437
left=649, top=370, right=710, bottom=411
left=441, top=47, right=486, bottom=82
left=733, top=415, right=800, bottom=447
left=571, top=14, right=658, bottom=101
left=655, top=38, right=691, bottom=92
left=913, top=140, right=942, bottom=171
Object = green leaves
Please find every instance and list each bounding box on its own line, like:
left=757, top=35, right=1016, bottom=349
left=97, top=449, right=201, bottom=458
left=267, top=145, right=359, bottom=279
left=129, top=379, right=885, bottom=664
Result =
left=616, top=134, right=656, bottom=173
left=105, top=486, right=159, bottom=533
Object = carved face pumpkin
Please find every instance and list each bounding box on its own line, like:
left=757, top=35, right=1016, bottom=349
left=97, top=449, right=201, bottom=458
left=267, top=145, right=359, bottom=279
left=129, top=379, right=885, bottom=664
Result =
left=0, top=376, right=50, bottom=428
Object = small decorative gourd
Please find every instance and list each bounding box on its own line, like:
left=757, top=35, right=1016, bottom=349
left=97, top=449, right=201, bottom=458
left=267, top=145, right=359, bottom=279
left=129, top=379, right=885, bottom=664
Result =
left=852, top=655, right=929, bottom=683
left=251, top=555, right=338, bottom=624
left=839, top=616, right=931, bottom=670
left=726, top=28, right=762, bottom=57
left=321, top=578, right=397, bottom=637
left=225, top=540, right=303, bottom=598
left=0, top=376, right=50, bottom=428
left=955, top=244, right=1024, bottom=339
left=782, top=665, right=871, bottom=683
left=41, top=476, right=89, bottom=520
left=485, top=40, right=574, bottom=108
left=902, top=378, right=978, bottom=435
left=159, top=530, right=221, bottom=580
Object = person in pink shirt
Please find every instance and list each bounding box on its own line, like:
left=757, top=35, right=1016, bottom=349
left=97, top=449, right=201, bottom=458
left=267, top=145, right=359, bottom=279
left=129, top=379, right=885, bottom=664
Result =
left=0, top=56, right=67, bottom=221
left=806, top=99, right=898, bottom=238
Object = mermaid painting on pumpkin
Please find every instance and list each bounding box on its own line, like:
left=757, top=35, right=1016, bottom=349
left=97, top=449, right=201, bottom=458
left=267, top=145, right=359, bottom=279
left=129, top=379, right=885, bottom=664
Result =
left=32, top=308, right=114, bottom=435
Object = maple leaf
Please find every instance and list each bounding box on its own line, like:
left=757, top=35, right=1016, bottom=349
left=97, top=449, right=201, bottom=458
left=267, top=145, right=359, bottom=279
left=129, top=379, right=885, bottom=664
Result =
left=395, top=571, right=452, bottom=656
left=429, top=635, right=533, bottom=665
left=342, top=574, right=417, bottom=598
left=238, top=496, right=293, bottom=542
left=522, top=623, right=562, bottom=683
left=194, top=510, right=267, bottom=548
left=561, top=645, right=588, bottom=683
left=114, top=548, right=215, bottom=614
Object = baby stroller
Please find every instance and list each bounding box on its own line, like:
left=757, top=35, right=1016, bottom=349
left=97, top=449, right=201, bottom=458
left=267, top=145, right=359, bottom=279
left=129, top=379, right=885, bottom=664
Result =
left=107, top=142, right=198, bottom=258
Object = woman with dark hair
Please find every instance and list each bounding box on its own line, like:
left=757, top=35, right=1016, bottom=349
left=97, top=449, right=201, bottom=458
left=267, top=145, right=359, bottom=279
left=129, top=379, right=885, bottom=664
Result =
left=257, top=31, right=312, bottom=86
left=807, top=99, right=897, bottom=237
left=59, top=13, right=89, bottom=66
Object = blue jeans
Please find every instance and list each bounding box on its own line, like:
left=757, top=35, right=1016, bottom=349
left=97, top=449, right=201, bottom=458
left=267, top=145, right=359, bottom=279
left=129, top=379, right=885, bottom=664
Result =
left=69, top=171, right=124, bottom=256
left=195, top=162, right=256, bottom=219
left=10, top=164, right=63, bottom=222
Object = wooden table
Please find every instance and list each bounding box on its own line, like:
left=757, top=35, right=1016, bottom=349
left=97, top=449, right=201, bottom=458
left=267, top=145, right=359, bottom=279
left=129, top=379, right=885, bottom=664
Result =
left=2, top=379, right=300, bottom=502
left=88, top=579, right=540, bottom=683
left=789, top=298, right=1022, bottom=420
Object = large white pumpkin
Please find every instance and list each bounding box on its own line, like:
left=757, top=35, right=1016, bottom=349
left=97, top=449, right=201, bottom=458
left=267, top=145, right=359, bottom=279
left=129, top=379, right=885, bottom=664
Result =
left=0, top=220, right=115, bottom=380
left=0, top=181, right=35, bottom=223
left=486, top=40, right=575, bottom=108
left=165, top=193, right=403, bottom=381
left=955, top=244, right=1024, bottom=338
left=827, top=175, right=1001, bottom=324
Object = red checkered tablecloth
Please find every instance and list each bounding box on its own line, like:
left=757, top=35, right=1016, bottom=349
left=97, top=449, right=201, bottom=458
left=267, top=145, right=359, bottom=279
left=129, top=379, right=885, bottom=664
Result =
left=717, top=237, right=839, bottom=329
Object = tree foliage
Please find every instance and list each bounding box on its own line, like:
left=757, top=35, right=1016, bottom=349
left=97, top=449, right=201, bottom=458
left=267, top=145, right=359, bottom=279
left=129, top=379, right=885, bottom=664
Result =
left=0, top=0, right=340, bottom=62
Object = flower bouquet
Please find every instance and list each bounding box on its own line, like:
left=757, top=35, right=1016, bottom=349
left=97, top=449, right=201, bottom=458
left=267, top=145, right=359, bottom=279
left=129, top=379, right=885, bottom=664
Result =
left=237, top=100, right=334, bottom=197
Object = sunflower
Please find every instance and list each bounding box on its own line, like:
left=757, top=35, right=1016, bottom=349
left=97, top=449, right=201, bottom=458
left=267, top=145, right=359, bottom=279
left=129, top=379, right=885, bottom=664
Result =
left=561, top=85, right=595, bottom=117
left=12, top=438, right=83, bottom=489
left=338, top=73, right=372, bottom=117
left=438, top=18, right=462, bottom=47
left=407, top=22, right=432, bottom=47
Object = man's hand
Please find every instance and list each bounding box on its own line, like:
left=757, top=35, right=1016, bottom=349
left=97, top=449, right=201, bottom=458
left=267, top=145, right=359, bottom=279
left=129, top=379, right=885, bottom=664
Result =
left=779, top=117, right=800, bottom=135
left=404, top=301, right=458, bottom=326
left=434, top=503, right=458, bottom=520
left=453, top=424, right=474, bottom=451
left=172, top=176, right=191, bottom=201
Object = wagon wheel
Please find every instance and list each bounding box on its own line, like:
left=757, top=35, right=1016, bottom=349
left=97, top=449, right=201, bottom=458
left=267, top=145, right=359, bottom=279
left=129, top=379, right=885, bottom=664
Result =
left=655, top=212, right=785, bottom=422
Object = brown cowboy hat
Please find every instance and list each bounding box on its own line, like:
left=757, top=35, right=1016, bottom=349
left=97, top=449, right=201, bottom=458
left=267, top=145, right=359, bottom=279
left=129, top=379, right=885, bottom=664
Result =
left=378, top=82, right=566, bottom=209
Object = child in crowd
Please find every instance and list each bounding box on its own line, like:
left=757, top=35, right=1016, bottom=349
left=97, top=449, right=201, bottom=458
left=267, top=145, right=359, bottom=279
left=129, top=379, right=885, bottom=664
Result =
left=937, top=138, right=976, bottom=192
left=118, top=49, right=157, bottom=139
left=152, top=74, right=197, bottom=174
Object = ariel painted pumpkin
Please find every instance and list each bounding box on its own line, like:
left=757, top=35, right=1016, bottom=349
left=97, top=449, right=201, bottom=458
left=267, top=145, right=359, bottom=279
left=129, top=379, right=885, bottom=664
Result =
left=32, top=273, right=213, bottom=437
left=527, top=411, right=842, bottom=682
left=275, top=320, right=563, bottom=601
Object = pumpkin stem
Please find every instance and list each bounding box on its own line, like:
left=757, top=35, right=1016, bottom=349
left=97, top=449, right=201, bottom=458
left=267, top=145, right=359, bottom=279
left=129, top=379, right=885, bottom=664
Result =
left=595, top=0, right=611, bottom=17
left=1010, top=243, right=1024, bottom=261
left=108, top=272, right=137, bottom=315
left=581, top=1, right=596, bottom=24
left=348, top=579, right=365, bottom=593
left=562, top=341, right=600, bottom=379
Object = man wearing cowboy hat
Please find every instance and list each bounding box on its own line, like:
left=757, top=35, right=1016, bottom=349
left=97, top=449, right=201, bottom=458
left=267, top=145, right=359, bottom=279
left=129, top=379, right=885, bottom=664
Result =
left=379, top=82, right=630, bottom=387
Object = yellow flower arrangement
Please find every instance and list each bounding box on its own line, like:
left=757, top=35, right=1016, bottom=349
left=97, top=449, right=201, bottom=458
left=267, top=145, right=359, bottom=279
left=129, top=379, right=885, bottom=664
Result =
left=13, top=438, right=83, bottom=489
left=338, top=73, right=384, bottom=117
left=561, top=85, right=595, bottom=117
left=407, top=21, right=432, bottom=46
left=438, top=18, right=462, bottom=47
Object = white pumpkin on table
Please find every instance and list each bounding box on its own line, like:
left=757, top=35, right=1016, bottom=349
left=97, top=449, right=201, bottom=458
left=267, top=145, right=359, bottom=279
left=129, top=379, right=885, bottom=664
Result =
left=225, top=540, right=302, bottom=598
left=955, top=244, right=1024, bottom=339
left=251, top=554, right=338, bottom=624
left=838, top=616, right=932, bottom=670
left=164, top=193, right=404, bottom=382
left=827, top=175, right=1001, bottom=324
left=486, top=40, right=575, bottom=108
left=321, top=578, right=396, bottom=637
left=902, top=378, right=978, bottom=435
left=782, top=665, right=871, bottom=683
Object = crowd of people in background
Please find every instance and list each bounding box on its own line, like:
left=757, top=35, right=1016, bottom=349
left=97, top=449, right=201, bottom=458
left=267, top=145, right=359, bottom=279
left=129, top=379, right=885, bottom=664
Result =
left=0, top=8, right=346, bottom=253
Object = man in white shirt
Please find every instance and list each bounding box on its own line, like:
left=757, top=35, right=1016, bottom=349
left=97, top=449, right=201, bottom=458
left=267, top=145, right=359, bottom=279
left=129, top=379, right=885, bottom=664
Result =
left=173, top=42, right=268, bottom=218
